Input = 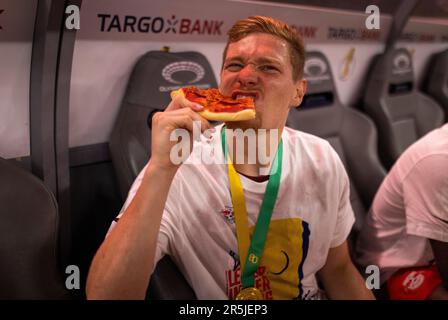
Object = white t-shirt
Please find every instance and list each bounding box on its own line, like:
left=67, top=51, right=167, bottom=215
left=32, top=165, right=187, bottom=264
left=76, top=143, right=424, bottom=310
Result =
left=110, top=124, right=355, bottom=300
left=356, top=123, right=448, bottom=283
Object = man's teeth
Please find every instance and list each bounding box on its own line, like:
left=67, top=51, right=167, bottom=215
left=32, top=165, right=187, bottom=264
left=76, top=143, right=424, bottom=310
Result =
left=236, top=95, right=254, bottom=99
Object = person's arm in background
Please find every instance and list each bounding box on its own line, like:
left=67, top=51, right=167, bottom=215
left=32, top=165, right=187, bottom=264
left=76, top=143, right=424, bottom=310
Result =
left=317, top=146, right=375, bottom=299
left=86, top=95, right=212, bottom=300
left=403, top=154, right=448, bottom=300
left=318, top=241, right=375, bottom=300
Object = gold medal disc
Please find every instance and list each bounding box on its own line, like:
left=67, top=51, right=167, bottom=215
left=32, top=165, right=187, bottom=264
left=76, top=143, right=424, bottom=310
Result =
left=235, top=287, right=263, bottom=300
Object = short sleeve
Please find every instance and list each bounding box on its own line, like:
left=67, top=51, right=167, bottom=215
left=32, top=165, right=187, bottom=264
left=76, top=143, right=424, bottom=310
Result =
left=329, top=148, right=356, bottom=248
left=105, top=164, right=149, bottom=236
left=106, top=163, right=182, bottom=267
left=403, top=154, right=448, bottom=242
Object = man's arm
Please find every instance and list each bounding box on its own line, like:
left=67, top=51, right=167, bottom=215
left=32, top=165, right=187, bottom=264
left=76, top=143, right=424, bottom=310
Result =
left=428, top=239, right=448, bottom=299
left=86, top=164, right=176, bottom=299
left=86, top=96, right=211, bottom=299
left=318, top=241, right=375, bottom=300
left=401, top=154, right=448, bottom=299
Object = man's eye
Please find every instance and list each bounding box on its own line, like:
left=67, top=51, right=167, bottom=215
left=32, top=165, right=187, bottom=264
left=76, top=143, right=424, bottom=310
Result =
left=259, top=65, right=279, bottom=73
left=225, top=63, right=243, bottom=71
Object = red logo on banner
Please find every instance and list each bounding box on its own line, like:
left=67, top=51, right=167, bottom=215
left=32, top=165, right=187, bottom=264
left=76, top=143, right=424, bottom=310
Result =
left=179, top=19, right=223, bottom=35
left=291, top=25, right=317, bottom=39
left=328, top=27, right=381, bottom=41
left=400, top=32, right=435, bottom=42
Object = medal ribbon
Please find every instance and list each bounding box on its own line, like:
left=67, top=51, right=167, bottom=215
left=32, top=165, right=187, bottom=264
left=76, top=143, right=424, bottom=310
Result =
left=221, top=127, right=283, bottom=289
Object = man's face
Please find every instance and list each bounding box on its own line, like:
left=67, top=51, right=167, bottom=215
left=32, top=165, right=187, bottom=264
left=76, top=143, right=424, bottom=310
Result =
left=220, top=33, right=306, bottom=130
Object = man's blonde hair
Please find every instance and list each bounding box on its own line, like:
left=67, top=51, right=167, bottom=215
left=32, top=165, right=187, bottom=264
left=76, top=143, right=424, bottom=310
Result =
left=223, top=16, right=305, bottom=81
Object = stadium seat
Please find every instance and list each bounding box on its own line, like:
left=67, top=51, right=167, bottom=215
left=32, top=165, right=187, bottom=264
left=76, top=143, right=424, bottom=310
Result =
left=110, top=50, right=218, bottom=299
left=110, top=50, right=218, bottom=199
left=423, top=48, right=448, bottom=119
left=363, top=48, right=444, bottom=169
left=0, top=157, right=69, bottom=299
left=287, top=51, right=387, bottom=247
left=146, top=256, right=197, bottom=299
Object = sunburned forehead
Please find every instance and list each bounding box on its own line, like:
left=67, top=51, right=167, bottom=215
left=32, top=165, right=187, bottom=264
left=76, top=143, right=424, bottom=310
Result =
left=225, top=33, right=290, bottom=64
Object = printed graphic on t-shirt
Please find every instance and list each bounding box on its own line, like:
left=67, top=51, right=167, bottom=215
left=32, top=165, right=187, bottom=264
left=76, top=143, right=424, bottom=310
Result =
left=225, top=218, right=310, bottom=299
left=220, top=206, right=235, bottom=224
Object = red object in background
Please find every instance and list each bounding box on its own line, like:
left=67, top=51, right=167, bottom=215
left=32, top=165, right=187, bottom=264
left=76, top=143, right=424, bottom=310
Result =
left=387, top=265, right=442, bottom=300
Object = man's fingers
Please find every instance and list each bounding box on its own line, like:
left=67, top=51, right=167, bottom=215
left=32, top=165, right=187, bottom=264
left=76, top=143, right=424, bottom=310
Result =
left=187, top=109, right=213, bottom=132
left=154, top=108, right=212, bottom=139
left=167, top=115, right=203, bottom=142
left=174, top=112, right=212, bottom=138
left=166, top=93, right=204, bottom=112
left=157, top=108, right=212, bottom=131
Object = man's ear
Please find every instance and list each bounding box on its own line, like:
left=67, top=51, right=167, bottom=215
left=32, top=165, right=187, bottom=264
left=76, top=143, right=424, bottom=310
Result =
left=291, top=79, right=307, bottom=108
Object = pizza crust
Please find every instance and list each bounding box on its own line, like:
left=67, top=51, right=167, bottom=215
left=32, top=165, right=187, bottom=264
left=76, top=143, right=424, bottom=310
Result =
left=170, top=88, right=185, bottom=100
left=170, top=88, right=256, bottom=122
left=197, top=108, right=256, bottom=121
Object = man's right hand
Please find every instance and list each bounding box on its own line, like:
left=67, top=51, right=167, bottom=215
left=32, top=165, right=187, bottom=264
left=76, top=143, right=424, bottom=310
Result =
left=149, top=93, right=213, bottom=173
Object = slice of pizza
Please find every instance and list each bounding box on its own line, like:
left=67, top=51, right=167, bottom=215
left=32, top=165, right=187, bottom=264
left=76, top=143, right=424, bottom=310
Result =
left=170, top=86, right=256, bottom=121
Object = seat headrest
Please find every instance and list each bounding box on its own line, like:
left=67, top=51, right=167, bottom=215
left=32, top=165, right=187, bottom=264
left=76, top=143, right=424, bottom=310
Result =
left=301, top=51, right=338, bottom=108
left=125, top=51, right=218, bottom=110
left=389, top=48, right=414, bottom=82
left=374, top=48, right=415, bottom=95
left=425, top=48, right=448, bottom=111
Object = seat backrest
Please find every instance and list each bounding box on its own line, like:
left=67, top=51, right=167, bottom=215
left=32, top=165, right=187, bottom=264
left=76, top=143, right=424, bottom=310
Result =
left=363, top=48, right=445, bottom=168
left=423, top=48, right=448, bottom=119
left=287, top=52, right=386, bottom=243
left=110, top=50, right=218, bottom=199
left=146, top=256, right=197, bottom=300
left=110, top=51, right=216, bottom=299
left=0, top=158, right=69, bottom=299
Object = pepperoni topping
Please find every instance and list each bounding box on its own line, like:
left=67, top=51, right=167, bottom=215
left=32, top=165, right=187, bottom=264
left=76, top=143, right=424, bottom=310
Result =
left=183, top=87, right=255, bottom=113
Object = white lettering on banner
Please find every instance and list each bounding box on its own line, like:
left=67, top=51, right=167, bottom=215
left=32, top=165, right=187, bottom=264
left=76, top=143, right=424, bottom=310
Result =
left=97, top=14, right=223, bottom=36
left=365, top=265, right=380, bottom=290
left=65, top=5, right=80, bottom=30
left=365, top=5, right=380, bottom=30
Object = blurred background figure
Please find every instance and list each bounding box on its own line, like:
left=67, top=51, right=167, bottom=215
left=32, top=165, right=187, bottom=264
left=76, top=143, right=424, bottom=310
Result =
left=356, top=123, right=448, bottom=300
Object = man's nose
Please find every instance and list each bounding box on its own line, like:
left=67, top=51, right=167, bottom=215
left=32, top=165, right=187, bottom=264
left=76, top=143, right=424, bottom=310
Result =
left=237, top=64, right=258, bottom=86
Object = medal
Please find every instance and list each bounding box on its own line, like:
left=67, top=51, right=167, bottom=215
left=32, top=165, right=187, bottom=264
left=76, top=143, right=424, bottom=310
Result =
left=221, top=127, right=283, bottom=300
left=235, top=287, right=263, bottom=300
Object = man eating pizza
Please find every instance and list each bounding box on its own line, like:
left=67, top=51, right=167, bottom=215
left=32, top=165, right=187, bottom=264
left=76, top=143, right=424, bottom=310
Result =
left=86, top=16, right=374, bottom=300
left=170, top=86, right=257, bottom=122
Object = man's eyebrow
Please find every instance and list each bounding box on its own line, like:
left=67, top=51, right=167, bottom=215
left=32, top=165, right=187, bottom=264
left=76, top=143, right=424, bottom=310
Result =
left=224, top=56, right=282, bottom=65
left=255, top=57, right=282, bottom=65
left=224, top=56, right=245, bottom=63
